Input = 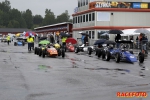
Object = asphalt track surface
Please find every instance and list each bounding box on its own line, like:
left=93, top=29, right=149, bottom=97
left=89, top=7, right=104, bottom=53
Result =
left=0, top=42, right=150, bottom=100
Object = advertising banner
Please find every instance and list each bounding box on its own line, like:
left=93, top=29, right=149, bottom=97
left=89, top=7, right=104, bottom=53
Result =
left=89, top=1, right=150, bottom=9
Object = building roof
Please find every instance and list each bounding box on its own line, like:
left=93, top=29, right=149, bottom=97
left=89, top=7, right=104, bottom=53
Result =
left=0, top=28, right=31, bottom=33
left=34, top=22, right=72, bottom=30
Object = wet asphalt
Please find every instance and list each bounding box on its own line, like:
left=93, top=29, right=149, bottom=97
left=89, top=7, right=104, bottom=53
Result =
left=0, top=42, right=150, bottom=100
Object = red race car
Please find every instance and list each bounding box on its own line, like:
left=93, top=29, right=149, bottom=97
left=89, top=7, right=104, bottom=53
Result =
left=66, top=38, right=77, bottom=52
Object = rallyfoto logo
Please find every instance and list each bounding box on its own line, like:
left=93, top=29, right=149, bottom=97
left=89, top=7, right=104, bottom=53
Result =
left=117, top=92, right=148, bottom=98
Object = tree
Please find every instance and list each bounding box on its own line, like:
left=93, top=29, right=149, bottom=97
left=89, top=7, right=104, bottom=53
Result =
left=9, top=8, right=27, bottom=28
left=42, top=9, right=56, bottom=26
left=2, top=12, right=9, bottom=27
left=0, top=0, right=11, bottom=27
left=0, top=0, right=11, bottom=12
left=56, top=10, right=70, bottom=23
left=33, top=15, right=43, bottom=25
left=8, top=20, right=20, bottom=28
left=22, top=9, right=33, bottom=29
left=0, top=10, right=4, bottom=25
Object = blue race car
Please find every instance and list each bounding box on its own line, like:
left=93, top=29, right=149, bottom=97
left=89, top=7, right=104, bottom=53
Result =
left=14, top=38, right=25, bottom=46
left=102, top=40, right=144, bottom=63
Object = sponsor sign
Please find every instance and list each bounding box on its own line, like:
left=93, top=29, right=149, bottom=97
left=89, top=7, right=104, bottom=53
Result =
left=89, top=1, right=150, bottom=9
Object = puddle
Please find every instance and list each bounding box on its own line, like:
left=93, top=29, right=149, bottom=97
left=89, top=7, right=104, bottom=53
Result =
left=84, top=68, right=130, bottom=73
left=136, top=83, right=149, bottom=86
left=129, top=83, right=149, bottom=87
left=15, top=66, right=20, bottom=69
left=0, top=50, right=7, bottom=52
left=38, top=65, right=51, bottom=70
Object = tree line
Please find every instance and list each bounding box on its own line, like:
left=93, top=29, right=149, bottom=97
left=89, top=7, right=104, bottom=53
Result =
left=0, top=0, right=72, bottom=30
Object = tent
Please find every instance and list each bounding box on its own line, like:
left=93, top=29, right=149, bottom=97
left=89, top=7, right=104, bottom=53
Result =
left=121, top=28, right=150, bottom=36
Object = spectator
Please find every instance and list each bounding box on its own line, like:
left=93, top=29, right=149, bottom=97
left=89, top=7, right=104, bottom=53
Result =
left=130, top=36, right=133, bottom=49
left=141, top=34, right=148, bottom=54
left=115, top=34, right=121, bottom=48
left=50, top=34, right=54, bottom=44
left=84, top=35, right=89, bottom=46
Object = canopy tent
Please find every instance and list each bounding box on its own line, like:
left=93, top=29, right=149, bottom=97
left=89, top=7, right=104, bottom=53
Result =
left=121, top=28, right=150, bottom=36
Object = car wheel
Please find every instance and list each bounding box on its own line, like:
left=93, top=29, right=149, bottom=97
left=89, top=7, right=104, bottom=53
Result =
left=97, top=49, right=102, bottom=58
left=14, top=42, right=17, bottom=46
left=22, top=42, right=25, bottom=46
left=95, top=48, right=98, bottom=56
left=34, top=47, right=37, bottom=54
left=139, top=52, right=144, bottom=63
left=75, top=47, right=79, bottom=53
left=88, top=47, right=92, bottom=55
left=42, top=49, right=46, bottom=58
left=36, top=48, right=39, bottom=55
left=39, top=49, right=42, bottom=57
left=105, top=51, right=111, bottom=61
left=102, top=50, right=106, bottom=60
left=115, top=52, right=120, bottom=63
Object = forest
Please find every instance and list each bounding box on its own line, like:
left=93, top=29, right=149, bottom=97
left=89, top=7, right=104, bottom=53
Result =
left=0, top=0, right=72, bottom=30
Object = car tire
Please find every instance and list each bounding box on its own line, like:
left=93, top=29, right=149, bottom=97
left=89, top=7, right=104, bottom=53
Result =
left=34, top=47, right=37, bottom=54
left=105, top=51, right=111, bottom=61
left=14, top=42, right=17, bottom=46
left=39, top=49, right=42, bottom=57
left=42, top=50, right=46, bottom=58
left=115, top=52, right=120, bottom=63
left=88, top=47, right=92, bottom=55
left=75, top=47, right=79, bottom=53
left=22, top=42, right=25, bottom=46
left=95, top=48, right=98, bottom=56
left=36, top=48, right=39, bottom=55
left=97, top=49, right=102, bottom=58
left=102, top=50, right=106, bottom=60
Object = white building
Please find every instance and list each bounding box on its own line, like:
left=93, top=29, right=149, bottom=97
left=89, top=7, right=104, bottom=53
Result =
left=72, top=0, right=150, bottom=44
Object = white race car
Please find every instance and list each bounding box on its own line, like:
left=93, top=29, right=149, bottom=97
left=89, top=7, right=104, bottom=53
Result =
left=74, top=43, right=94, bottom=55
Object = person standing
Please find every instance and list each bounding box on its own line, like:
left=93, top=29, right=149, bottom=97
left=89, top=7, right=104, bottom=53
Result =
left=115, top=34, right=121, bottom=48
left=84, top=34, right=89, bottom=46
left=81, top=35, right=85, bottom=44
left=61, top=37, right=67, bottom=51
left=141, top=34, right=148, bottom=54
left=50, top=34, right=54, bottom=44
left=130, top=36, right=133, bottom=49
left=27, top=35, right=34, bottom=51
left=6, top=35, right=11, bottom=45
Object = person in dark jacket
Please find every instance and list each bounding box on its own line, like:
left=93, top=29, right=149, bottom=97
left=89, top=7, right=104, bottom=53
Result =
left=84, top=35, right=89, bottom=46
left=115, top=34, right=121, bottom=48
left=50, top=35, right=54, bottom=44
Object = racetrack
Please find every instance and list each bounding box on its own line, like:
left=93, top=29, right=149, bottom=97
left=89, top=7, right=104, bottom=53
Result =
left=0, top=42, right=150, bottom=100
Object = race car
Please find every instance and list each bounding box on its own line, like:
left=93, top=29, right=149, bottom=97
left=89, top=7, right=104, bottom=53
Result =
left=74, top=43, right=94, bottom=55
left=65, top=38, right=77, bottom=52
left=66, top=43, right=75, bottom=52
left=102, top=41, right=144, bottom=63
left=34, top=39, right=65, bottom=58
left=74, top=38, right=94, bottom=55
left=14, top=38, right=25, bottom=46
left=41, top=45, right=65, bottom=58
left=35, top=44, right=65, bottom=58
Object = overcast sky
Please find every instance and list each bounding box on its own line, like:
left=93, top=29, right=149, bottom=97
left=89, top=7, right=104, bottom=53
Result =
left=5, top=0, right=77, bottom=18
